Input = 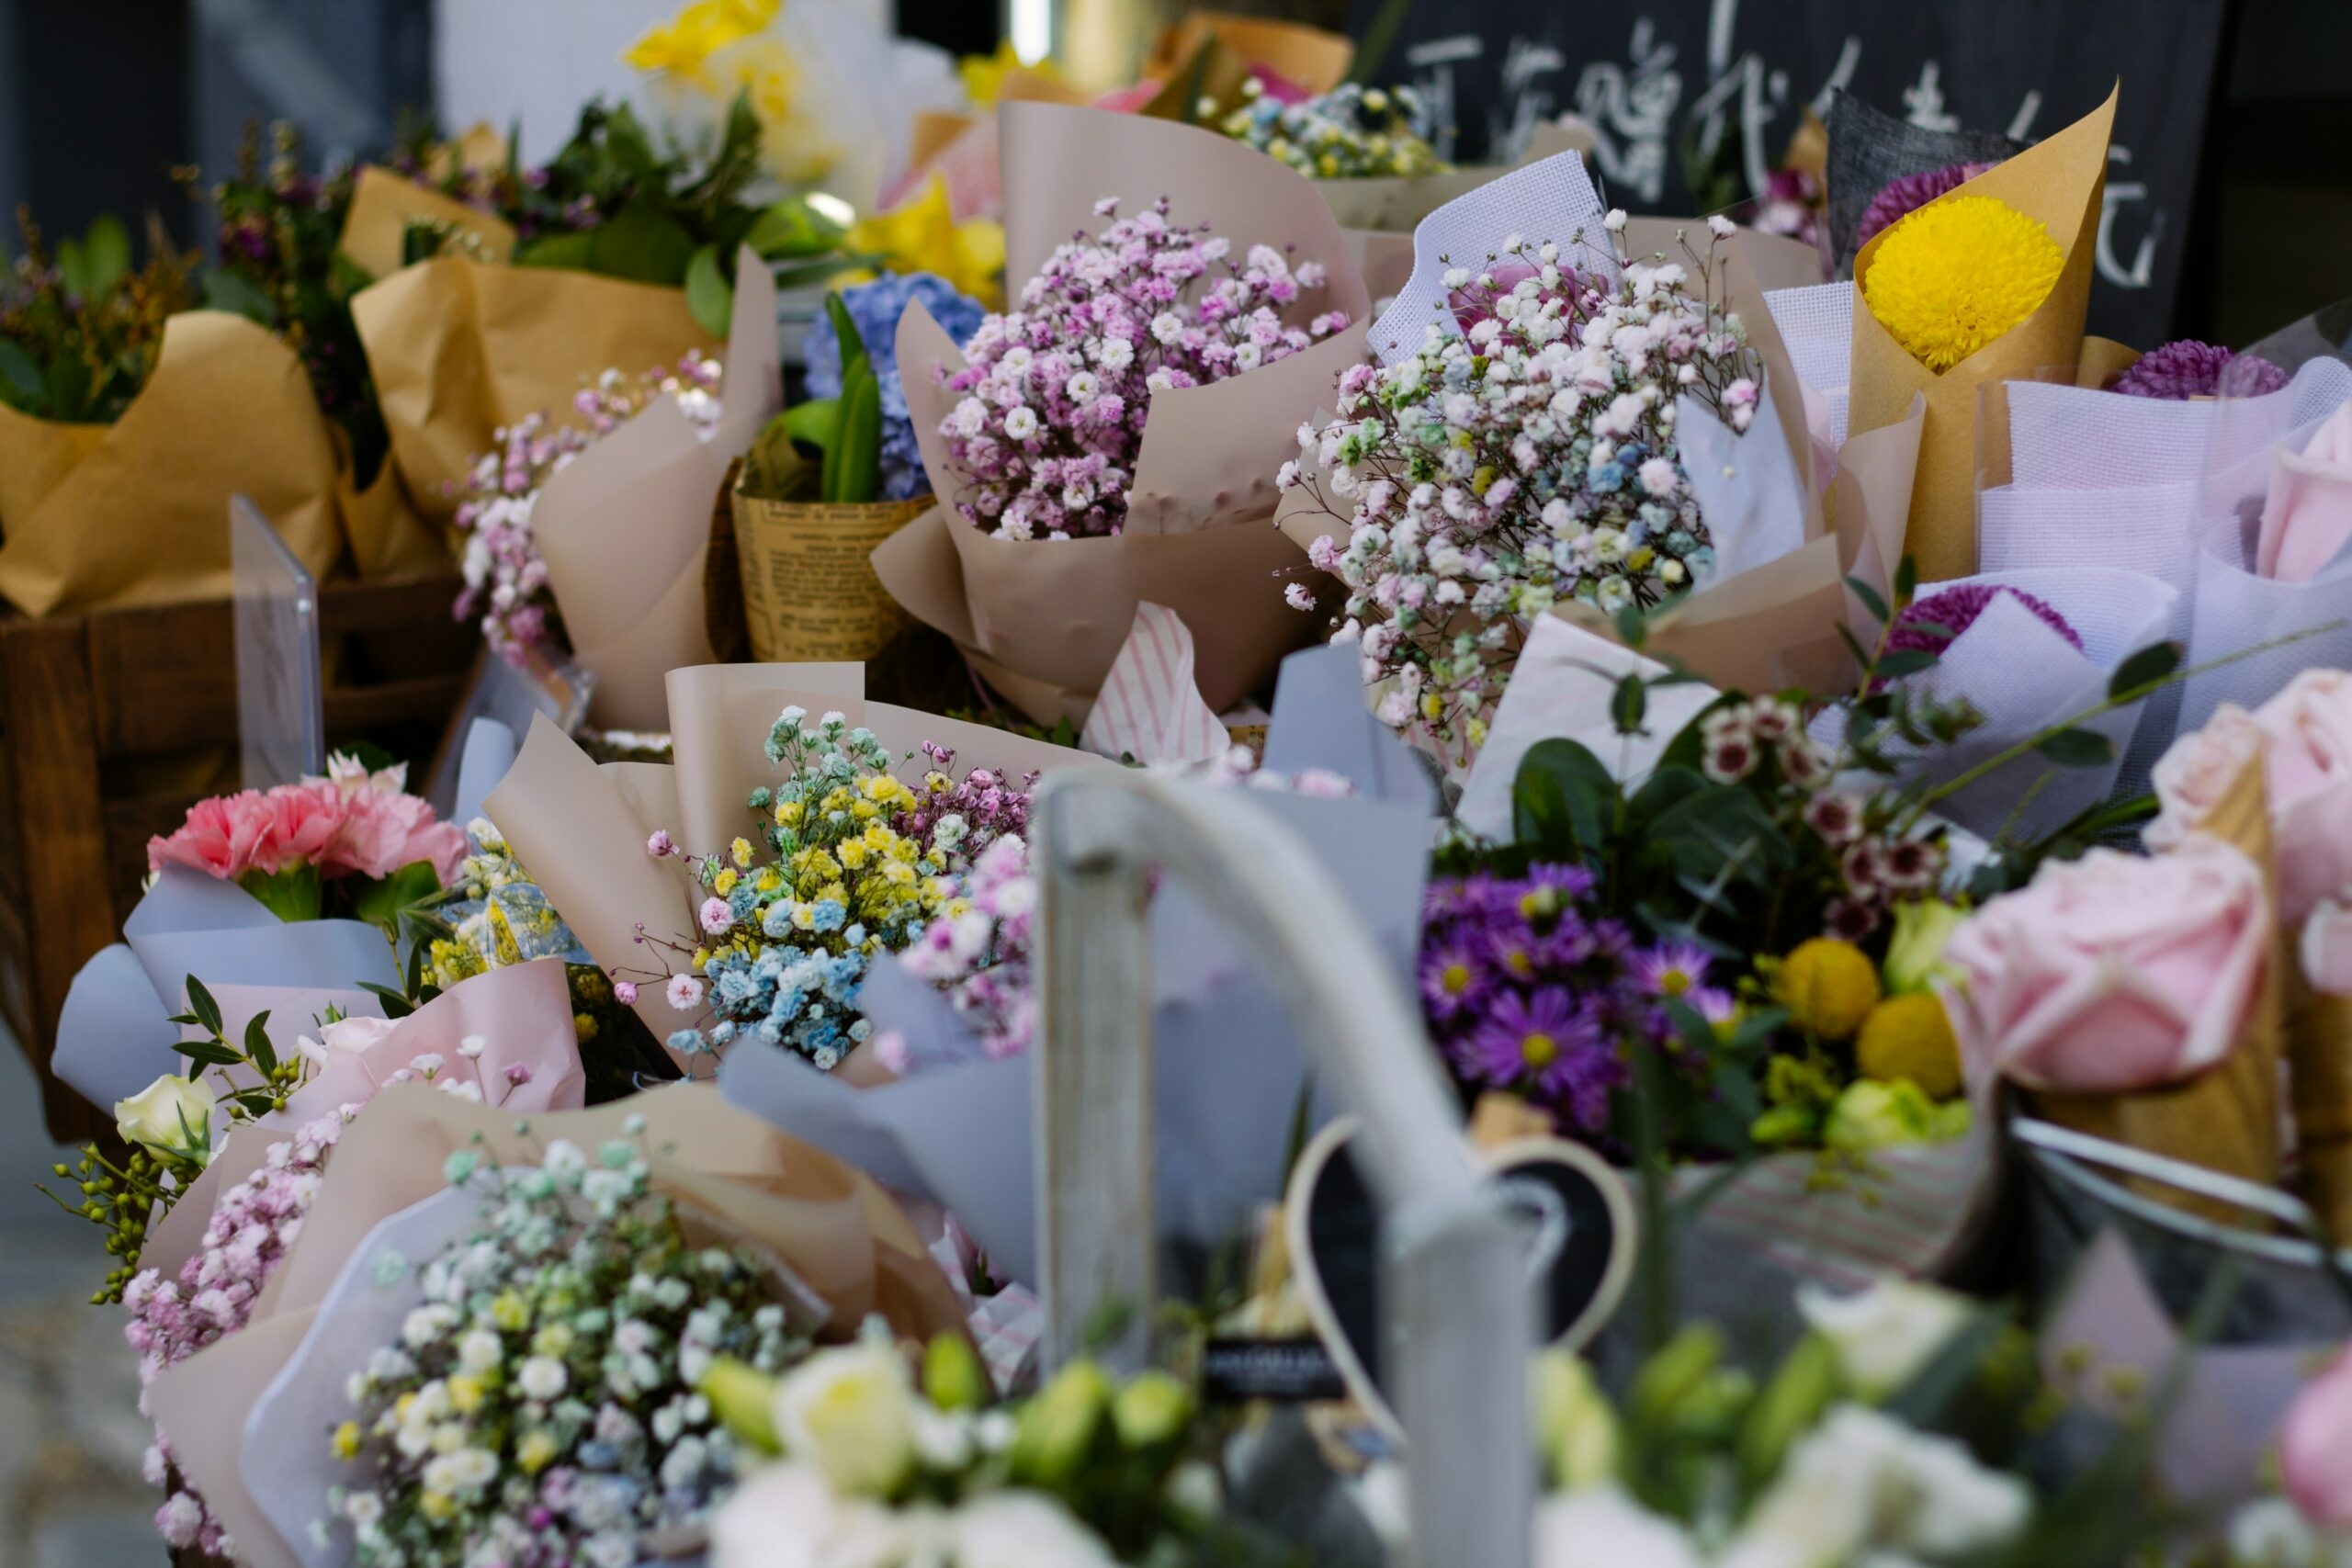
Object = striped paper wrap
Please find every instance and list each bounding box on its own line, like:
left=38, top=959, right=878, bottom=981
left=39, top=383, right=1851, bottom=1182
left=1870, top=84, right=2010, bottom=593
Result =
left=1677, top=1119, right=1997, bottom=1292
left=1080, top=603, right=1231, bottom=765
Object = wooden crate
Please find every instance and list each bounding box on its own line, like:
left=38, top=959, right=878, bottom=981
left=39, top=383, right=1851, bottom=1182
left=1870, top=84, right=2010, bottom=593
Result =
left=0, top=571, right=478, bottom=1143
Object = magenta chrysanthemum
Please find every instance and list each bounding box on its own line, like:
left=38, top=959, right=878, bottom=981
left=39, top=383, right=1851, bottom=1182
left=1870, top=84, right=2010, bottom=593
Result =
left=1856, top=161, right=1997, bottom=249
left=1890, top=582, right=2081, bottom=660
left=2109, top=339, right=2288, bottom=400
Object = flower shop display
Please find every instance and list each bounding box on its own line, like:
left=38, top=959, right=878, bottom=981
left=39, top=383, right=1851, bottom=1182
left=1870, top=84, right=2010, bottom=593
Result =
left=719, top=275, right=986, bottom=665
left=873, top=101, right=1374, bottom=728
left=1213, top=76, right=1501, bottom=234
left=0, top=208, right=347, bottom=615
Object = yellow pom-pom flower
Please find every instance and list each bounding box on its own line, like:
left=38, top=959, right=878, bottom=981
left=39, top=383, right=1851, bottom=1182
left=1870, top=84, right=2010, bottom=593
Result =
left=1863, top=195, right=2064, bottom=371
left=1856, top=992, right=1964, bottom=1100
left=1773, top=938, right=1883, bottom=1042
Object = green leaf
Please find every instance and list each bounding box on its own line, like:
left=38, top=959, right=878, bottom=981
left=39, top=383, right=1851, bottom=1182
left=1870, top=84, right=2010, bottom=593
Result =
left=185, top=976, right=224, bottom=1039
left=1611, top=601, right=1649, bottom=650
left=202, top=267, right=279, bottom=326
left=1872, top=648, right=1939, bottom=681
left=1844, top=574, right=1890, bottom=625
left=1610, top=673, right=1647, bottom=735
left=2108, top=640, right=2183, bottom=700
left=352, top=860, right=445, bottom=939
left=591, top=197, right=699, bottom=286
left=825, top=361, right=882, bottom=503
left=1647, top=784, right=1788, bottom=889
left=514, top=231, right=599, bottom=272
left=684, top=244, right=734, bottom=337
left=356, top=982, right=415, bottom=1020
left=825, top=292, right=868, bottom=379
left=54, top=234, right=90, bottom=301
left=239, top=863, right=324, bottom=923
left=779, top=398, right=841, bottom=452
left=1626, top=763, right=1707, bottom=830
left=83, top=215, right=130, bottom=295
left=1898, top=620, right=1955, bottom=644
left=746, top=198, right=845, bottom=260
left=0, top=339, right=43, bottom=407
left=2036, top=728, right=2115, bottom=768
left=244, top=1011, right=278, bottom=1077
left=1510, top=739, right=1619, bottom=860
left=1893, top=554, right=1917, bottom=605
left=172, top=1040, right=243, bottom=1069
left=43, top=350, right=90, bottom=421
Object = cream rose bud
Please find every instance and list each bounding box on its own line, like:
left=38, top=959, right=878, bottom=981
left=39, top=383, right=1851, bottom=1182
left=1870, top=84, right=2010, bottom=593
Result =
left=115, top=1072, right=218, bottom=1156
left=2145, top=703, right=2264, bottom=852
left=1795, top=1277, right=1971, bottom=1399
left=1940, top=838, right=2270, bottom=1094
left=770, top=1340, right=919, bottom=1498
left=299, top=1011, right=401, bottom=1066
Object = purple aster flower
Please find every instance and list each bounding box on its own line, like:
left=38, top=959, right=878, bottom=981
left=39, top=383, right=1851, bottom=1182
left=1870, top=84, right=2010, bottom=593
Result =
left=1419, top=939, right=1487, bottom=1021
left=1886, top=582, right=2081, bottom=666
left=1632, top=940, right=1713, bottom=1000
left=2109, top=339, right=2289, bottom=400
left=1464, top=988, right=1601, bottom=1098
left=1483, top=923, right=1543, bottom=984
left=1856, top=161, right=1997, bottom=249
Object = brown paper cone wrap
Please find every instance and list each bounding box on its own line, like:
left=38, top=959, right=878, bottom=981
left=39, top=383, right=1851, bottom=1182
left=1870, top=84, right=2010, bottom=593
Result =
left=1848, top=88, right=2115, bottom=582
left=332, top=424, right=446, bottom=577
left=2028, top=747, right=2284, bottom=1218
left=876, top=103, right=1373, bottom=727
left=0, top=311, right=345, bottom=615
left=2289, top=976, right=2352, bottom=1241
left=351, top=254, right=719, bottom=533
left=731, top=483, right=930, bottom=663
left=335, top=164, right=518, bottom=280
left=1317, top=168, right=1509, bottom=233
left=1142, top=13, right=1352, bottom=106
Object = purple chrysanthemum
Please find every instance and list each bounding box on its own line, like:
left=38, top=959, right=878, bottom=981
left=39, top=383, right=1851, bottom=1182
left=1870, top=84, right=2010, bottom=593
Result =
left=1464, top=987, right=1603, bottom=1100
left=1856, top=161, right=1998, bottom=249
left=2109, top=339, right=2289, bottom=400
left=1419, top=938, right=1487, bottom=1021
left=1888, top=582, right=2082, bottom=660
left=1632, top=939, right=1713, bottom=1000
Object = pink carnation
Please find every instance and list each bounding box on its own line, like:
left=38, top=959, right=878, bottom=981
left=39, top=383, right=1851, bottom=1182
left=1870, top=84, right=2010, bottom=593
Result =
left=326, top=783, right=467, bottom=883
left=148, top=791, right=279, bottom=880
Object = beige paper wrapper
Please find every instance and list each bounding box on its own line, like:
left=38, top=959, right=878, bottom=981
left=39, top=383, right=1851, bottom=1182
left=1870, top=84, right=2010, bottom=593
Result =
left=351, top=254, right=720, bottom=535
left=531, top=250, right=780, bottom=728
left=873, top=101, right=1374, bottom=726
left=730, top=488, right=930, bottom=663
left=484, top=669, right=1108, bottom=1042
left=2029, top=748, right=2284, bottom=1214
left=1848, top=88, right=2115, bottom=582
left=1316, top=168, right=1509, bottom=234
left=149, top=1081, right=966, bottom=1568
left=0, top=310, right=345, bottom=616
left=334, top=164, right=518, bottom=280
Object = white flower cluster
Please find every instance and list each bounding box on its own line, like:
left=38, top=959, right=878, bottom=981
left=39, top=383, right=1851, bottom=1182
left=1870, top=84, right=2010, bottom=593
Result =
left=1279, top=231, right=1759, bottom=760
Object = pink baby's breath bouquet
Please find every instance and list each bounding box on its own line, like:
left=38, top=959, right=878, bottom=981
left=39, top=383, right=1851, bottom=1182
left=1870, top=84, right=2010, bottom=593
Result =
left=874, top=102, right=1373, bottom=727
left=146, top=752, right=468, bottom=926
left=937, top=197, right=1349, bottom=541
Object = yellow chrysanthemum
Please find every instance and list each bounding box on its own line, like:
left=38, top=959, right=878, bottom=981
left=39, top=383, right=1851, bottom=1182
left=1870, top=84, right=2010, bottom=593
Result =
left=1863, top=195, right=2063, bottom=372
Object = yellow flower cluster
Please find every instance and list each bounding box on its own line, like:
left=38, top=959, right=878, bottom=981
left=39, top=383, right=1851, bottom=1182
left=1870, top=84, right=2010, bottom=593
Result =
left=624, top=0, right=777, bottom=79
left=842, top=175, right=1007, bottom=308
left=1863, top=195, right=2064, bottom=372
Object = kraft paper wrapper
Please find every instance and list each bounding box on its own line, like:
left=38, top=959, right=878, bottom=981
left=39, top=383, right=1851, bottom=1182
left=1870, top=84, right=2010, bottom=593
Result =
left=1317, top=168, right=1510, bottom=234
left=2290, top=979, right=2352, bottom=1242
left=351, top=254, right=719, bottom=534
left=0, top=311, right=345, bottom=616
left=332, top=422, right=446, bottom=577
left=875, top=102, right=1374, bottom=726
left=150, top=1082, right=965, bottom=1568
left=484, top=671, right=1106, bottom=1041
left=2029, top=749, right=2284, bottom=1215
left=1141, top=12, right=1352, bottom=105
left=532, top=249, right=779, bottom=729
left=1849, top=88, right=2115, bottom=583
left=730, top=486, right=930, bottom=663
left=334, top=164, right=518, bottom=280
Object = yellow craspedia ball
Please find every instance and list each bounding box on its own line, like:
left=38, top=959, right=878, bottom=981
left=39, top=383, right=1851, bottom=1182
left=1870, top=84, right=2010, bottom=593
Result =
left=1855, top=992, right=1963, bottom=1100
left=1775, top=938, right=1882, bottom=1041
left=1863, top=195, right=2064, bottom=371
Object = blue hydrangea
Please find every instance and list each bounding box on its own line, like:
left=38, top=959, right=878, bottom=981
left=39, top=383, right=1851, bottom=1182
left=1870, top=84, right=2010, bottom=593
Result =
left=806, top=272, right=988, bottom=502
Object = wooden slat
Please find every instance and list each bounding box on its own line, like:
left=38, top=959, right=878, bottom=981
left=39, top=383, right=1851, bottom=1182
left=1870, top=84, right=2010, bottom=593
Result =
left=86, top=600, right=238, bottom=756
left=325, top=674, right=470, bottom=734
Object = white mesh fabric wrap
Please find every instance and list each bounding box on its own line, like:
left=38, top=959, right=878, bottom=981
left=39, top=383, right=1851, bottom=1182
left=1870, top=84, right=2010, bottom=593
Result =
left=1764, top=281, right=1853, bottom=450
left=1366, top=152, right=1611, bottom=367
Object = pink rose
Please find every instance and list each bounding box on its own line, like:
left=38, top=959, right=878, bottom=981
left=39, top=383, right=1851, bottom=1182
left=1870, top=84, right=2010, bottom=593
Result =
left=2254, top=670, right=2352, bottom=926
left=2303, top=901, right=2352, bottom=997
left=147, top=790, right=282, bottom=881
left=2146, top=705, right=2264, bottom=853
left=300, top=1013, right=401, bottom=1061
left=2281, top=1345, right=2352, bottom=1530
left=2257, top=400, right=2352, bottom=584
left=1940, top=838, right=2270, bottom=1093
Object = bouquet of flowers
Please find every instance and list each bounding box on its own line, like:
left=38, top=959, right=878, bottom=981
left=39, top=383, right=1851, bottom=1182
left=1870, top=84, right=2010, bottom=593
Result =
left=450, top=353, right=721, bottom=663
left=1279, top=221, right=1761, bottom=760
left=705, top=1330, right=1290, bottom=1567
left=321, top=1128, right=811, bottom=1567
left=643, top=708, right=1035, bottom=1069
left=1218, top=78, right=1448, bottom=182
left=0, top=209, right=194, bottom=422
left=146, top=752, right=469, bottom=928
left=936, top=194, right=1349, bottom=542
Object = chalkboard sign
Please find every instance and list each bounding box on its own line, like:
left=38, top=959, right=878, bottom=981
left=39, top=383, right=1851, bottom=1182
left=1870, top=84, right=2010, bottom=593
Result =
left=1349, top=0, right=2233, bottom=347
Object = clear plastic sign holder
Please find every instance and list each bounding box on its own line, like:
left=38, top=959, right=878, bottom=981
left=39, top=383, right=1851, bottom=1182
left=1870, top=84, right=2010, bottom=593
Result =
left=424, top=649, right=597, bottom=821
left=231, top=495, right=324, bottom=789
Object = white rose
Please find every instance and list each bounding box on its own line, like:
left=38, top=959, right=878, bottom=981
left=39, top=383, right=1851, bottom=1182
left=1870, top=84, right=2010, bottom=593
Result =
left=770, top=1340, right=919, bottom=1498
left=708, top=1463, right=920, bottom=1568
left=948, top=1491, right=1118, bottom=1568
left=1720, top=1404, right=2028, bottom=1568
left=1533, top=1486, right=1702, bottom=1568
left=1795, top=1277, right=1971, bottom=1399
left=115, top=1073, right=218, bottom=1156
